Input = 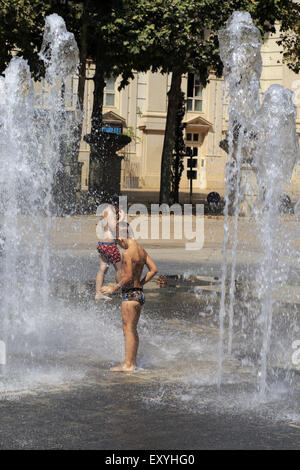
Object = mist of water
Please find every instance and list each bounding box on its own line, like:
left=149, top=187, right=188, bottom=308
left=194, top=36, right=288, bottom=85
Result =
left=217, top=11, right=263, bottom=388
left=249, top=85, right=299, bottom=395
left=0, top=10, right=299, bottom=418
left=0, top=14, right=79, bottom=361
left=217, top=12, right=299, bottom=395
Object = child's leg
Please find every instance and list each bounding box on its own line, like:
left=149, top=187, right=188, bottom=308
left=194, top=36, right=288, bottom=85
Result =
left=95, top=257, right=111, bottom=300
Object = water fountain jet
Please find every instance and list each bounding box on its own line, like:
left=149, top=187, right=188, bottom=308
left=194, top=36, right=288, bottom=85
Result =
left=217, top=11, right=299, bottom=395
left=0, top=14, right=79, bottom=367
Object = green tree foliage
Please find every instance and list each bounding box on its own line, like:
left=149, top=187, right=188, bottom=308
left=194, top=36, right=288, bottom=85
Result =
left=0, top=1, right=145, bottom=127
left=279, top=20, right=300, bottom=74
left=0, top=0, right=50, bottom=78
left=0, top=1, right=146, bottom=197
left=1, top=0, right=299, bottom=200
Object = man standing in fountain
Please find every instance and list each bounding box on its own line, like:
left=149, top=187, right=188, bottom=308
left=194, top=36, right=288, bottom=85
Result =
left=101, top=225, right=158, bottom=371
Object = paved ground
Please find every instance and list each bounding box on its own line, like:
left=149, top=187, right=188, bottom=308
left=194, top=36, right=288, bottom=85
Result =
left=1, top=214, right=300, bottom=450
left=1, top=373, right=300, bottom=450
left=48, top=214, right=300, bottom=275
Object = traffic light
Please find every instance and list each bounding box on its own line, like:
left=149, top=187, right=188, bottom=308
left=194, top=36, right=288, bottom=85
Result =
left=187, top=158, right=197, bottom=168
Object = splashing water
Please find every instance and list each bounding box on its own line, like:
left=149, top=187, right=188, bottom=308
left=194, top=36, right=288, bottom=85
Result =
left=39, top=14, right=79, bottom=79
left=217, top=11, right=263, bottom=388
left=217, top=12, right=299, bottom=395
left=38, top=14, right=79, bottom=306
left=0, top=10, right=299, bottom=421
left=0, top=15, right=79, bottom=362
left=249, top=85, right=299, bottom=395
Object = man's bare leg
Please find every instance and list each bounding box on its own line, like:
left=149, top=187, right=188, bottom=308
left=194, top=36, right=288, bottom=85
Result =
left=95, top=258, right=111, bottom=301
left=111, top=300, right=141, bottom=372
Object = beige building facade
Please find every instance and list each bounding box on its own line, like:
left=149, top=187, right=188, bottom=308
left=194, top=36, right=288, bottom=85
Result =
left=77, top=28, right=300, bottom=200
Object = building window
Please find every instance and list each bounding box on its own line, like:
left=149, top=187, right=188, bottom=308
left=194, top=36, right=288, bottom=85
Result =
left=104, top=77, right=116, bottom=106
left=186, top=133, right=192, bottom=141
left=193, top=133, right=199, bottom=142
left=187, top=73, right=203, bottom=112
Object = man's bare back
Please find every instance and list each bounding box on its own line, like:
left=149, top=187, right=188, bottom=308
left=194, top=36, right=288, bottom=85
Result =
left=121, top=240, right=147, bottom=290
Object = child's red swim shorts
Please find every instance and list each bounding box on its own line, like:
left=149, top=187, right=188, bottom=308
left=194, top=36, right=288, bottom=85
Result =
left=97, top=242, right=121, bottom=265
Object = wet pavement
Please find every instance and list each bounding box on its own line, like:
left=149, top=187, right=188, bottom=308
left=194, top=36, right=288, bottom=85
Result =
left=1, top=215, right=300, bottom=450
left=1, top=374, right=300, bottom=450
left=0, top=269, right=299, bottom=449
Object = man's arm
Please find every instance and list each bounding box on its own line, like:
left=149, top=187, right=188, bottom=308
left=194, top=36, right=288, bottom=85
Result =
left=101, top=252, right=132, bottom=294
left=140, top=253, right=158, bottom=286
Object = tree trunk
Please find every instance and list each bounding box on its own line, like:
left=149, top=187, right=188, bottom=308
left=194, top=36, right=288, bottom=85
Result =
left=87, top=41, right=106, bottom=194
left=159, top=70, right=182, bottom=204
left=77, top=0, right=89, bottom=111
left=91, top=58, right=105, bottom=140
left=71, top=0, right=89, bottom=202
left=88, top=75, right=106, bottom=192
left=173, top=153, right=180, bottom=204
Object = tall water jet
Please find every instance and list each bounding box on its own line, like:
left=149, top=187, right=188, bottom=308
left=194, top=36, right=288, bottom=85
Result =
left=247, top=85, right=299, bottom=395
left=217, top=11, right=299, bottom=394
left=0, top=15, right=79, bottom=363
left=0, top=57, right=42, bottom=355
left=38, top=13, right=79, bottom=307
left=217, top=11, right=262, bottom=387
